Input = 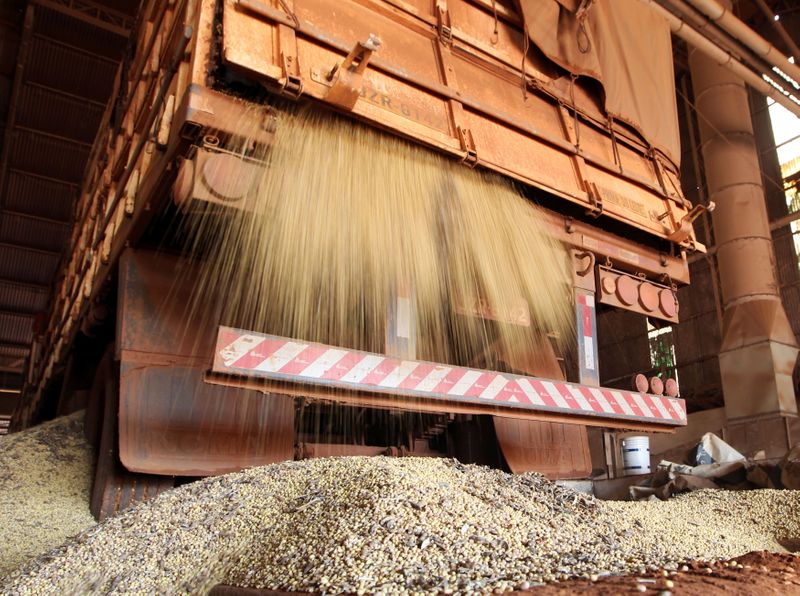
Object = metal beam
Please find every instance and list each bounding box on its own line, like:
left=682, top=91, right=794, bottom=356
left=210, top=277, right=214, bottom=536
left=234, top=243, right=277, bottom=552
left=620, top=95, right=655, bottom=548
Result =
left=7, top=167, right=79, bottom=190
left=32, top=31, right=121, bottom=64
left=0, top=310, right=35, bottom=320
left=207, top=373, right=680, bottom=434
left=0, top=341, right=32, bottom=350
left=0, top=241, right=62, bottom=256
left=14, top=125, right=93, bottom=149
left=769, top=209, right=800, bottom=231
left=0, top=278, right=50, bottom=291
left=0, top=5, right=34, bottom=212
left=32, top=0, right=132, bottom=37
left=690, top=210, right=800, bottom=261
left=25, top=80, right=106, bottom=108
left=211, top=327, right=688, bottom=428
left=0, top=209, right=72, bottom=227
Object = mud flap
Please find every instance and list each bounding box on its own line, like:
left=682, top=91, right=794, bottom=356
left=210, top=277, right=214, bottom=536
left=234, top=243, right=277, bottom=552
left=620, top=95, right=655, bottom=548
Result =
left=90, top=354, right=174, bottom=520
left=117, top=248, right=295, bottom=477
left=119, top=364, right=295, bottom=476
left=493, top=417, right=592, bottom=478
left=492, top=337, right=592, bottom=478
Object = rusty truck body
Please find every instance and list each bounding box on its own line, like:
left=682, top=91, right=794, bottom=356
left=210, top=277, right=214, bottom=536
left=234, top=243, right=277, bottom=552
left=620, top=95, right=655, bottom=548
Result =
left=16, top=0, right=701, bottom=518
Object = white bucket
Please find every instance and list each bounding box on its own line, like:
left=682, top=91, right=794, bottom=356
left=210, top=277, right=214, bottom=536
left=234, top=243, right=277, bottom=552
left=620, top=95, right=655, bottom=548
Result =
left=621, top=436, right=651, bottom=476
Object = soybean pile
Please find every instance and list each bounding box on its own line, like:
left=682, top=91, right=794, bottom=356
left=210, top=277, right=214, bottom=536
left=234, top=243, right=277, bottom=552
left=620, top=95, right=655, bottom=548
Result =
left=0, top=411, right=95, bottom=576
left=3, top=457, right=798, bottom=594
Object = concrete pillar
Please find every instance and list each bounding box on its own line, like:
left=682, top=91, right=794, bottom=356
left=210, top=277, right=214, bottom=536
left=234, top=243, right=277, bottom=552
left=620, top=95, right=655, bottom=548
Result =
left=688, top=36, right=798, bottom=430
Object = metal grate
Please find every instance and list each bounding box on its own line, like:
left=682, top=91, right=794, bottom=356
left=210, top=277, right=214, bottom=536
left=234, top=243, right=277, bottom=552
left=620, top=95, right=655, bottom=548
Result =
left=0, top=0, right=138, bottom=403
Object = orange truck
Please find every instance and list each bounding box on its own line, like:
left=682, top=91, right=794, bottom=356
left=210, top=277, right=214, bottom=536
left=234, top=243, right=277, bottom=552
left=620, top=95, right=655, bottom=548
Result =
left=17, top=0, right=702, bottom=519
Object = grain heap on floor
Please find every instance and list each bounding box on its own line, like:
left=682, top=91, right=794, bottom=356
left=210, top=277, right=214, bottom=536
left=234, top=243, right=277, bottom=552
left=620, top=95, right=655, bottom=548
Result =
left=2, top=457, right=799, bottom=594
left=0, top=411, right=95, bottom=576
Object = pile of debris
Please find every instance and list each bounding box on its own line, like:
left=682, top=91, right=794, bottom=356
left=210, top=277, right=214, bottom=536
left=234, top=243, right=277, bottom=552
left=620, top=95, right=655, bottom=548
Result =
left=0, top=411, right=95, bottom=576
left=2, top=456, right=798, bottom=594
left=631, top=434, right=800, bottom=500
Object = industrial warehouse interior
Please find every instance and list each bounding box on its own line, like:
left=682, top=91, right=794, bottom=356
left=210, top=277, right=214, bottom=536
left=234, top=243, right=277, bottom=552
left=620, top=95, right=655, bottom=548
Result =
left=1, top=0, right=800, bottom=593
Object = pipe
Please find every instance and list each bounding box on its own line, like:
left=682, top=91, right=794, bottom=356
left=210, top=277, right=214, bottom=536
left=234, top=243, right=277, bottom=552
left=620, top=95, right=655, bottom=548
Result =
left=666, top=0, right=789, bottom=84
left=688, top=23, right=798, bottom=419
left=689, top=205, right=800, bottom=260
left=681, top=0, right=800, bottom=85
left=639, top=0, right=800, bottom=118
left=751, top=0, right=800, bottom=65
left=769, top=209, right=800, bottom=232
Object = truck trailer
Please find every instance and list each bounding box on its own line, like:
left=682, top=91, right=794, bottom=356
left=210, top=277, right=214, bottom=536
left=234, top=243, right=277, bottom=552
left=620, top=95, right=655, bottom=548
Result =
left=15, top=0, right=703, bottom=519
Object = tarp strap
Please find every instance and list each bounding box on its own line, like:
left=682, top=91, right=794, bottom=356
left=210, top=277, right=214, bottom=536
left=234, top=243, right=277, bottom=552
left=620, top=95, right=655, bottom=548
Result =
left=576, top=0, right=595, bottom=53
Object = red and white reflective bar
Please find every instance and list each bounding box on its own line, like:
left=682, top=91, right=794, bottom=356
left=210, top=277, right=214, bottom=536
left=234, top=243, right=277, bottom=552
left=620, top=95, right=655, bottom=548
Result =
left=212, top=326, right=687, bottom=427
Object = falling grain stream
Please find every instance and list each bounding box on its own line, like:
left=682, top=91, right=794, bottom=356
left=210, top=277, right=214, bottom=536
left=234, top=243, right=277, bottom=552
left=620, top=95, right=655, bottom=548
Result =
left=183, top=106, right=574, bottom=371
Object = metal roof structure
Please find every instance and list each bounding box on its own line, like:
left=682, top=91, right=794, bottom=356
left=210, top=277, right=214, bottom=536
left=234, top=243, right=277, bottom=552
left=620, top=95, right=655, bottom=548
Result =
left=0, top=0, right=139, bottom=414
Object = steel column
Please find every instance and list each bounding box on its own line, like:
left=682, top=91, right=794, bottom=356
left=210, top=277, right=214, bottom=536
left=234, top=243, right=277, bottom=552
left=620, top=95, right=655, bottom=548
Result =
left=689, top=22, right=799, bottom=423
